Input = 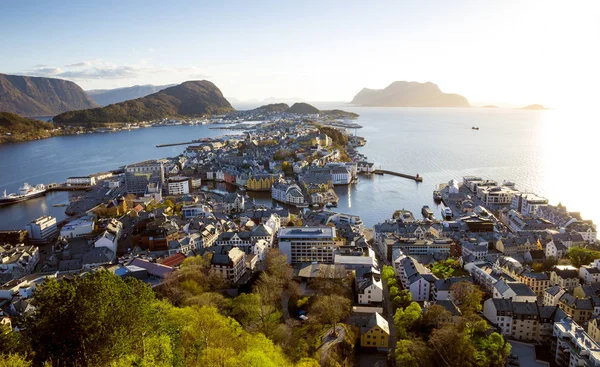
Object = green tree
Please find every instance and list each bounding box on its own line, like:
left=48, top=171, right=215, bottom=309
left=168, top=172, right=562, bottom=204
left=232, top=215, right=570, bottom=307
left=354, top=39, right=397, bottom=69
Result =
left=24, top=271, right=159, bottom=367
left=392, top=290, right=412, bottom=311
left=381, top=265, right=395, bottom=282
left=423, top=304, right=452, bottom=329
left=475, top=332, right=511, bottom=367
left=388, top=286, right=399, bottom=300
left=395, top=339, right=433, bottom=367
left=0, top=354, right=32, bottom=367
left=568, top=247, right=600, bottom=268
left=393, top=302, right=422, bottom=339
left=395, top=340, right=419, bottom=367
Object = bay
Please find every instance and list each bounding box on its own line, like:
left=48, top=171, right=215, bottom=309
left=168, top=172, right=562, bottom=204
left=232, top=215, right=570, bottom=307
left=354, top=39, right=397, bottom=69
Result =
left=0, top=106, right=597, bottom=231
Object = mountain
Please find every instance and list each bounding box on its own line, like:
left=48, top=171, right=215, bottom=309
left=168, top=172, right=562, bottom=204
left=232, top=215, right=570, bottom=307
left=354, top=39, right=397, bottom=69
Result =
left=350, top=81, right=470, bottom=107
left=286, top=102, right=319, bottom=114
left=252, top=103, right=290, bottom=113
left=522, top=104, right=547, bottom=110
left=0, top=112, right=55, bottom=144
left=53, top=81, right=234, bottom=126
left=0, top=73, right=98, bottom=116
left=87, top=84, right=176, bottom=106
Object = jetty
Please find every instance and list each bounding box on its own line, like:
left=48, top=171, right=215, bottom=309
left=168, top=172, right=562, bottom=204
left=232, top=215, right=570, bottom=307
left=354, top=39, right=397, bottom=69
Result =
left=156, top=141, right=194, bottom=148
left=373, top=169, right=423, bottom=182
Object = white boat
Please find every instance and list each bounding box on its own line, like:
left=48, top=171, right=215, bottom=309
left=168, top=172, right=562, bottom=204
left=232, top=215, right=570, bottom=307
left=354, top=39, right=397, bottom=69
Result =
left=0, top=183, right=47, bottom=205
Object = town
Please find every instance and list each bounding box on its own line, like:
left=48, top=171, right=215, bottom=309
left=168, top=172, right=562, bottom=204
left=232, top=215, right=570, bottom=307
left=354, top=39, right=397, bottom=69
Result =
left=1, top=113, right=599, bottom=367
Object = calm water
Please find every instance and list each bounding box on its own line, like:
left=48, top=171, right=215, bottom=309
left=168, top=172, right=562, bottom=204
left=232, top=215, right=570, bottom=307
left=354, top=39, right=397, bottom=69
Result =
left=0, top=106, right=597, bottom=230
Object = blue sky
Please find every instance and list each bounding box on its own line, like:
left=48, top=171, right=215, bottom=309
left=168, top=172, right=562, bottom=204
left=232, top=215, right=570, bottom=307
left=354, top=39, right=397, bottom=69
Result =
left=1, top=0, right=598, bottom=106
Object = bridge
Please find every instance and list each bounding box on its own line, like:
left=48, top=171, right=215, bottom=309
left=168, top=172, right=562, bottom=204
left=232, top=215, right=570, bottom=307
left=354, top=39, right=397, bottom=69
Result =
left=373, top=169, right=423, bottom=182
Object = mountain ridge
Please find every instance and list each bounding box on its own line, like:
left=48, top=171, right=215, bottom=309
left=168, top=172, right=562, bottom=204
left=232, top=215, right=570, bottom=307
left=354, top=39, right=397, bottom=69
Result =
left=53, top=80, right=234, bottom=126
left=86, top=84, right=176, bottom=106
left=0, top=73, right=98, bottom=116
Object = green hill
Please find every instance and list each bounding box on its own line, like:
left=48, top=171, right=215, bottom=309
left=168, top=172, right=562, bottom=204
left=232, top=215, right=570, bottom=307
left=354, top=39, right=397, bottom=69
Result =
left=0, top=112, right=55, bottom=144
left=54, top=80, right=234, bottom=126
left=286, top=102, right=319, bottom=114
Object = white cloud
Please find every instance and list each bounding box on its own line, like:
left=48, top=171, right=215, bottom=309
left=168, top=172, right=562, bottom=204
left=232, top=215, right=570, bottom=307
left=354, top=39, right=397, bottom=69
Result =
left=22, top=60, right=210, bottom=82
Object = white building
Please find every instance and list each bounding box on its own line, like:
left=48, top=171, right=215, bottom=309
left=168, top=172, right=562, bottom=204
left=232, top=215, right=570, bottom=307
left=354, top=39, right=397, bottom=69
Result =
left=66, top=176, right=96, bottom=186
left=357, top=275, right=383, bottom=304
left=552, top=318, right=600, bottom=367
left=511, top=193, right=549, bottom=216
left=278, top=227, right=337, bottom=264
left=492, top=280, right=537, bottom=302
left=580, top=260, right=600, bottom=285
left=25, top=216, right=58, bottom=242
left=167, top=176, right=190, bottom=195
left=182, top=204, right=212, bottom=219
left=0, top=244, right=40, bottom=281
left=211, top=247, right=246, bottom=283
left=544, top=285, right=566, bottom=306
left=461, top=239, right=488, bottom=261
left=60, top=217, right=94, bottom=238
left=94, top=231, right=118, bottom=254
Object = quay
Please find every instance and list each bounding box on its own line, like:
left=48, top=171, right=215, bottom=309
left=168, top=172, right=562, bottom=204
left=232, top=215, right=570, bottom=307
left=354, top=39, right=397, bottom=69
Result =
left=46, top=184, right=91, bottom=192
left=373, top=169, right=423, bottom=182
left=156, top=141, right=194, bottom=148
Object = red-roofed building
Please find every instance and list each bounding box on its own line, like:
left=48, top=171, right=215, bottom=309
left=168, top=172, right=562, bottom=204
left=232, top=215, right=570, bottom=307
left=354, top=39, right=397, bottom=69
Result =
left=161, top=253, right=186, bottom=268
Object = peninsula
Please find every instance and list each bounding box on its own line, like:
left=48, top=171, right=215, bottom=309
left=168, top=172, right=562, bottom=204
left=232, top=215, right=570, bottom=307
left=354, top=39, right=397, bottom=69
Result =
left=350, top=81, right=470, bottom=107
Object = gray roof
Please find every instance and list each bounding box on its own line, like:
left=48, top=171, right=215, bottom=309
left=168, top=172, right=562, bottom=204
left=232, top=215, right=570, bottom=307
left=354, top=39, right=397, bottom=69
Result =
left=508, top=282, right=536, bottom=297
left=278, top=227, right=335, bottom=239
left=545, top=285, right=564, bottom=297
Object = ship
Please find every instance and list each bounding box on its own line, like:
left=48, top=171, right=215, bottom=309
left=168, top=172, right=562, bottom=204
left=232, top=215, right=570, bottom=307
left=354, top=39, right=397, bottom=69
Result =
left=0, top=183, right=47, bottom=205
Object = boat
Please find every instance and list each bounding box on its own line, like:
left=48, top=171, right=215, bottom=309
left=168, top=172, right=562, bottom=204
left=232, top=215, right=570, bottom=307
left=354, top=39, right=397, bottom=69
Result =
left=52, top=203, right=68, bottom=207
left=441, top=207, right=453, bottom=220
left=472, top=127, right=479, bottom=130
left=421, top=205, right=434, bottom=219
left=433, top=191, right=442, bottom=202
left=0, top=183, right=47, bottom=205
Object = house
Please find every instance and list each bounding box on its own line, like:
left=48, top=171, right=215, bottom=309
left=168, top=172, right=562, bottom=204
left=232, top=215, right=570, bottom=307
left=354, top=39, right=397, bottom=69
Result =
left=544, top=285, right=566, bottom=306
left=519, top=271, right=550, bottom=296
left=94, top=231, right=117, bottom=254
left=545, top=240, right=568, bottom=259
left=580, top=260, right=600, bottom=284
left=558, top=293, right=594, bottom=325
left=461, top=239, right=488, bottom=261
left=464, top=261, right=499, bottom=294
left=360, top=312, right=390, bottom=348
left=356, top=275, right=383, bottom=305
left=550, top=265, right=580, bottom=291
left=0, top=244, right=40, bottom=282
left=210, top=246, right=246, bottom=283
left=25, top=216, right=58, bottom=243
left=223, top=193, right=245, bottom=213
left=588, top=316, right=600, bottom=344
left=246, top=174, right=279, bottom=191
left=60, top=217, right=95, bottom=238
left=492, top=280, right=537, bottom=302
left=432, top=277, right=472, bottom=302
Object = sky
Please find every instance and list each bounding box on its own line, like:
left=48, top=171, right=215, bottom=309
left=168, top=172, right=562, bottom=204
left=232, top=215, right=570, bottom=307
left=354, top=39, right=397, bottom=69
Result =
left=1, top=0, right=599, bottom=107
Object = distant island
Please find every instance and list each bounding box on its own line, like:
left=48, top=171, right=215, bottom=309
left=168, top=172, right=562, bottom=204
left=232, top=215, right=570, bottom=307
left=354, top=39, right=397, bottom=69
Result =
left=54, top=81, right=234, bottom=126
left=0, top=112, right=55, bottom=144
left=482, top=105, right=498, bottom=108
left=250, top=102, right=358, bottom=119
left=350, top=81, right=470, bottom=107
left=0, top=73, right=98, bottom=116
left=522, top=104, right=548, bottom=110
left=87, top=84, right=176, bottom=106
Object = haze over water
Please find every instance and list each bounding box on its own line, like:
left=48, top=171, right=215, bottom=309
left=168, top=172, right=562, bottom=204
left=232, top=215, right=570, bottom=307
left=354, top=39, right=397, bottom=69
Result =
left=0, top=106, right=597, bottom=231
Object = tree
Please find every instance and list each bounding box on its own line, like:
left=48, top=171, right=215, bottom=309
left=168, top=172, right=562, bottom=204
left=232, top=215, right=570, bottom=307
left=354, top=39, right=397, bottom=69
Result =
left=393, top=302, right=422, bottom=339
left=310, top=295, right=351, bottom=335
left=386, top=277, right=397, bottom=288
left=392, top=290, right=412, bottom=311
left=395, top=340, right=419, bottom=367
left=451, top=281, right=483, bottom=314
left=395, top=339, right=433, bottom=367
left=381, top=265, right=395, bottom=282
left=423, top=304, right=452, bottom=329
left=24, top=271, right=159, bottom=367
left=568, top=247, right=600, bottom=268
left=428, top=324, right=478, bottom=367
left=264, top=249, right=293, bottom=284
left=389, top=286, right=399, bottom=300
left=476, top=332, right=511, bottom=367
left=0, top=354, right=32, bottom=367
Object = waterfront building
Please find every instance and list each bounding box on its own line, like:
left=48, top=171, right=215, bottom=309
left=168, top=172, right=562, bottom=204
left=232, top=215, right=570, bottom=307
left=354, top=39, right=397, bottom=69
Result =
left=125, top=160, right=165, bottom=195
left=167, top=176, right=190, bottom=195
left=25, top=216, right=57, bottom=242
left=246, top=174, right=279, bottom=191
left=278, top=227, right=337, bottom=264
left=66, top=176, right=96, bottom=186
left=511, top=193, right=549, bottom=216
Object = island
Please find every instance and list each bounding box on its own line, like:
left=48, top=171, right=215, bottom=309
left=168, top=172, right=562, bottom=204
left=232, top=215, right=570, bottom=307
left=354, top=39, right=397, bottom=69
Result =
left=522, top=104, right=548, bottom=110
left=350, top=81, right=470, bottom=107
left=0, top=112, right=56, bottom=144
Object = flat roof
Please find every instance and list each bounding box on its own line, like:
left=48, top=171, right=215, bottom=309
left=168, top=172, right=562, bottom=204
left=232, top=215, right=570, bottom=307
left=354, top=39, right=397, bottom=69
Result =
left=278, top=226, right=336, bottom=239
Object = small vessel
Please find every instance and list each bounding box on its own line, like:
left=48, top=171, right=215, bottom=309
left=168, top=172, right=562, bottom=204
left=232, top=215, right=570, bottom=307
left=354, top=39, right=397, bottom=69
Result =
left=441, top=207, right=453, bottom=220
left=472, top=127, right=479, bottom=130
left=52, top=203, right=68, bottom=207
left=433, top=191, right=442, bottom=202
left=421, top=205, right=434, bottom=219
left=0, top=183, right=47, bottom=205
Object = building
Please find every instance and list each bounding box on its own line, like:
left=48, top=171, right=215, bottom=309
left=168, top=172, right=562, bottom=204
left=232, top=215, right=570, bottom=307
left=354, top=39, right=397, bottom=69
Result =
left=511, top=193, right=549, bottom=216
left=246, top=174, right=279, bottom=191
left=278, top=227, right=337, bottom=264
left=519, top=271, right=551, bottom=297
left=182, top=204, right=212, bottom=219
left=552, top=318, right=600, bottom=367
left=461, top=239, right=488, bottom=261
left=492, top=281, right=537, bottom=302
left=66, top=176, right=96, bottom=186
left=360, top=312, right=390, bottom=348
left=356, top=275, right=383, bottom=304
left=544, top=285, right=567, bottom=306
left=25, top=216, right=58, bottom=242
left=167, top=176, right=190, bottom=195
left=60, top=218, right=95, bottom=238
left=0, top=244, right=40, bottom=282
left=210, top=246, right=246, bottom=283
left=125, top=160, right=165, bottom=195
left=580, top=261, right=600, bottom=285
left=588, top=317, right=600, bottom=344
left=551, top=265, right=580, bottom=291
left=558, top=293, right=594, bottom=325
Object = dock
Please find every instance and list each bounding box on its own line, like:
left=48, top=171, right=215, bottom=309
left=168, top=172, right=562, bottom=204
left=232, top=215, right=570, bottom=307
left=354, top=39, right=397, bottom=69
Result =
left=46, top=184, right=91, bottom=192
left=156, top=141, right=194, bottom=148
left=373, top=169, right=423, bottom=182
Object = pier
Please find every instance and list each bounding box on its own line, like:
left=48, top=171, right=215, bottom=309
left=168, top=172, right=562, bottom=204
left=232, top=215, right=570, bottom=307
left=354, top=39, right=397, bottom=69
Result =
left=156, top=141, right=194, bottom=148
left=373, top=169, right=423, bottom=182
left=46, top=184, right=91, bottom=192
